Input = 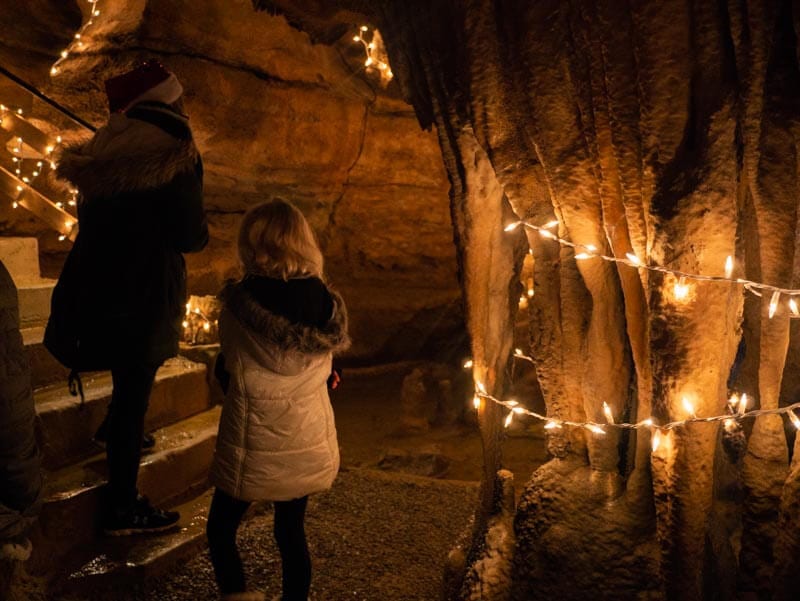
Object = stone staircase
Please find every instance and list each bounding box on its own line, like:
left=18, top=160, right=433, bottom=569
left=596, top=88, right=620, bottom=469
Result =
left=0, top=236, right=221, bottom=595
left=0, top=68, right=222, bottom=596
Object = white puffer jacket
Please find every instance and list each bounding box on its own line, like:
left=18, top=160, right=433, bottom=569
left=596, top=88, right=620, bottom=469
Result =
left=209, top=281, right=350, bottom=502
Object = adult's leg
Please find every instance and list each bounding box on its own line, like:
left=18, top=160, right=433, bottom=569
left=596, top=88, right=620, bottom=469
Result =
left=274, top=496, right=311, bottom=601
left=106, top=362, right=159, bottom=510
left=207, top=488, right=251, bottom=594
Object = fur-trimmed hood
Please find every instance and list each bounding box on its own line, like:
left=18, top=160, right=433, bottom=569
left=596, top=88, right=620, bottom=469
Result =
left=220, top=280, right=350, bottom=356
left=56, top=112, right=198, bottom=199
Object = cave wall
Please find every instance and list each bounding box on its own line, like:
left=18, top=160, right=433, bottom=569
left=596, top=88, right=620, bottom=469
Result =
left=0, top=0, right=463, bottom=362
left=359, top=0, right=800, bottom=599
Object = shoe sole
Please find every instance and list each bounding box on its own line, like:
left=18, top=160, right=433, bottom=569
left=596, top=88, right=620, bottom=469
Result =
left=103, top=522, right=179, bottom=536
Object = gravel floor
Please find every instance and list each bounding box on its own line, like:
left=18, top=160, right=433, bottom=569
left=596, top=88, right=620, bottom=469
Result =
left=134, top=468, right=478, bottom=601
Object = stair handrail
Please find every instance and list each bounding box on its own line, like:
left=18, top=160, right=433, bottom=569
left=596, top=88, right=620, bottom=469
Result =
left=0, top=65, right=97, bottom=133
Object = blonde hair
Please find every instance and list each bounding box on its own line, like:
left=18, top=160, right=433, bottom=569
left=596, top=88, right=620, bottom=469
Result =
left=238, top=199, right=324, bottom=280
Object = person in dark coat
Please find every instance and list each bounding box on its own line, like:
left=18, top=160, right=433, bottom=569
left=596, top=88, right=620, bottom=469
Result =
left=0, top=261, right=42, bottom=563
left=45, top=60, right=208, bottom=535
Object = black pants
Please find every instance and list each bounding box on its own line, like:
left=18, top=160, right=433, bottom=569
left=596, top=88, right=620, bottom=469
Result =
left=207, top=488, right=311, bottom=600
left=106, top=363, right=160, bottom=510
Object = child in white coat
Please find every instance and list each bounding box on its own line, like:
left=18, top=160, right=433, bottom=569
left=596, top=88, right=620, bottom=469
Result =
left=207, top=200, right=349, bottom=601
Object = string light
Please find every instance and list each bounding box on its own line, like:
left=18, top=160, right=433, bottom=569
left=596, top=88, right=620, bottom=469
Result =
left=769, top=291, right=780, bottom=319
left=504, top=219, right=800, bottom=309
left=51, top=0, right=101, bottom=76
left=673, top=276, right=690, bottom=302
left=352, top=26, right=394, bottom=81
left=474, top=385, right=800, bottom=440
left=651, top=429, right=662, bottom=452
left=468, top=351, right=800, bottom=447
left=725, top=256, right=734, bottom=278
left=182, top=300, right=217, bottom=344
left=737, top=393, right=748, bottom=415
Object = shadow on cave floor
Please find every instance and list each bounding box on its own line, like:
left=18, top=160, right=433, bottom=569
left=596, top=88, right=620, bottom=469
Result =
left=58, top=364, right=547, bottom=601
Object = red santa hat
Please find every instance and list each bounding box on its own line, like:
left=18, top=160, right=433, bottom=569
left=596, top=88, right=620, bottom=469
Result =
left=104, top=60, right=184, bottom=113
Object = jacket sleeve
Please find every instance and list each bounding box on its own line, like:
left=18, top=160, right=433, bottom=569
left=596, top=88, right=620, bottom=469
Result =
left=164, top=159, right=209, bottom=253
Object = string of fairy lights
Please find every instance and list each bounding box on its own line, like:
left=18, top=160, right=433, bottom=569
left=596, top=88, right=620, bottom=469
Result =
left=50, top=0, right=101, bottom=76
left=182, top=301, right=215, bottom=343
left=505, top=219, right=800, bottom=315
left=465, top=218, right=800, bottom=451
left=1, top=103, right=77, bottom=240
left=352, top=26, right=394, bottom=81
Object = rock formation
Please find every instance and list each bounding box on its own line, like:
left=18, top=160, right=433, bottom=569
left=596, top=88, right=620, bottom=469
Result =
left=0, top=0, right=463, bottom=362
left=257, top=0, right=800, bottom=598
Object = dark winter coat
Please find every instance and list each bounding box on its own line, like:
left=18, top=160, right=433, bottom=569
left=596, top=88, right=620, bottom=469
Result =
left=210, top=278, right=350, bottom=501
left=0, top=261, right=42, bottom=540
left=45, top=102, right=208, bottom=369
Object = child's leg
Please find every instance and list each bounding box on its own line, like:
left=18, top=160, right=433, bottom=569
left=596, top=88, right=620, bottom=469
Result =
left=207, top=488, right=251, bottom=594
left=273, top=496, right=310, bottom=601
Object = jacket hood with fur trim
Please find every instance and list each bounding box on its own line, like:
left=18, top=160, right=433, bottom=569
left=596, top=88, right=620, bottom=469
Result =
left=220, top=280, right=351, bottom=356
left=56, top=112, right=198, bottom=200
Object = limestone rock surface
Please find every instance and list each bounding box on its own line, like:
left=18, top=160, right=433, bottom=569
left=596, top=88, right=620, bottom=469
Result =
left=0, top=0, right=461, bottom=362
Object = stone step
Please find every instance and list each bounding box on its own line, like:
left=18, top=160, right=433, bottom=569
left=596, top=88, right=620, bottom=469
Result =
left=35, top=356, right=211, bottom=470
left=16, top=279, right=55, bottom=328
left=58, top=489, right=215, bottom=595
left=30, top=405, right=222, bottom=577
left=0, top=236, right=42, bottom=281
left=22, top=325, right=70, bottom=389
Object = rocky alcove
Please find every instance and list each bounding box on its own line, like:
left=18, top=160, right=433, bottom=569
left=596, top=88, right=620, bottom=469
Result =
left=2, top=1, right=800, bottom=600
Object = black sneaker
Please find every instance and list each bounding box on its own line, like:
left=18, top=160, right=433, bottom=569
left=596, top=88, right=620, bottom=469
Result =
left=104, top=495, right=180, bottom=536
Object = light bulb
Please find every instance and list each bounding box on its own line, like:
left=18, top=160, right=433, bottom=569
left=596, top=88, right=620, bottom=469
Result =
left=673, top=276, right=690, bottom=301
left=769, top=291, right=780, bottom=319
left=626, top=253, right=641, bottom=266
left=725, top=256, right=734, bottom=278
left=602, top=402, right=614, bottom=424
left=651, top=429, right=662, bottom=452
left=736, top=393, right=748, bottom=415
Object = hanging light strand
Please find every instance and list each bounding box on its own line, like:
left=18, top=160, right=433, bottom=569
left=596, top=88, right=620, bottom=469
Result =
left=50, top=0, right=101, bottom=76
left=468, top=351, right=800, bottom=435
left=476, top=388, right=800, bottom=433
left=505, top=219, right=800, bottom=299
left=352, top=25, right=394, bottom=80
